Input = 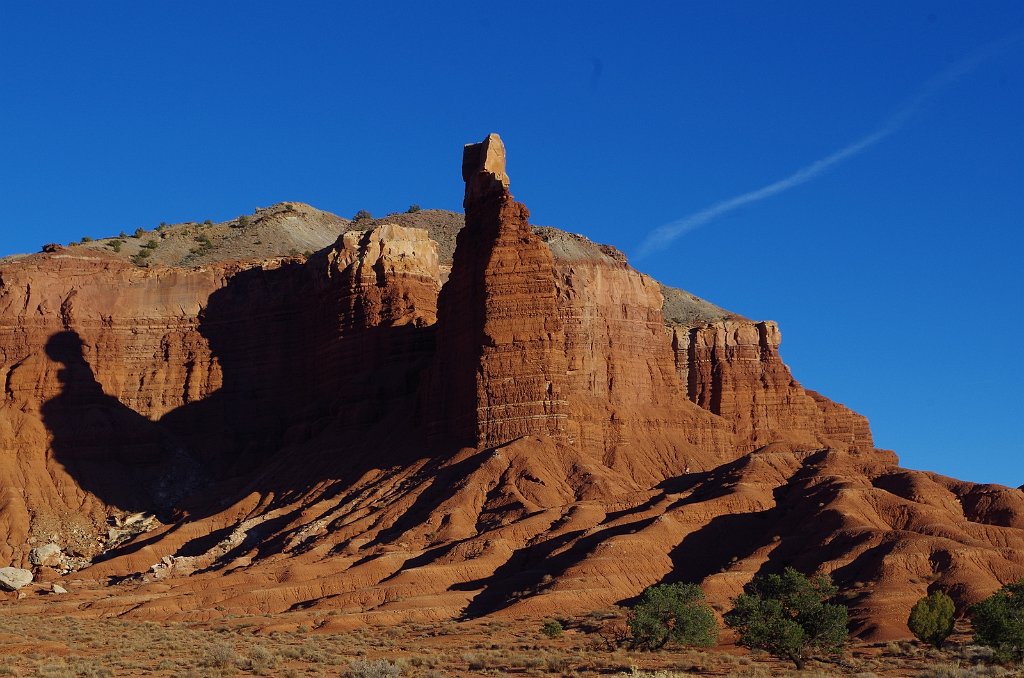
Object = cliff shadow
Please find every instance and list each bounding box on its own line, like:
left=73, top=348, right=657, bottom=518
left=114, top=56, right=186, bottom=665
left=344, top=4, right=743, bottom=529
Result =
left=41, top=331, right=204, bottom=516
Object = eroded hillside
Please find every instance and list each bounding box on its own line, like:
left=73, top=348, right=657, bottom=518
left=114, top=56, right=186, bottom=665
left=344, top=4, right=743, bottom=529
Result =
left=1, top=134, right=1021, bottom=640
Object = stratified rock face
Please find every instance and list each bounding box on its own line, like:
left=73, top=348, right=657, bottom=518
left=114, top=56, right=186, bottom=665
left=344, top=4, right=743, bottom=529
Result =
left=429, top=134, right=568, bottom=448
left=548, top=240, right=734, bottom=480
left=0, top=134, right=1021, bottom=642
left=671, top=319, right=873, bottom=454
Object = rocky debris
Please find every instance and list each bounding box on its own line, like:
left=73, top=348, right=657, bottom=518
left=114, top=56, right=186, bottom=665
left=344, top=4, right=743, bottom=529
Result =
left=106, top=513, right=158, bottom=550
left=0, top=567, right=33, bottom=591
left=28, top=543, right=62, bottom=567
left=51, top=583, right=67, bottom=594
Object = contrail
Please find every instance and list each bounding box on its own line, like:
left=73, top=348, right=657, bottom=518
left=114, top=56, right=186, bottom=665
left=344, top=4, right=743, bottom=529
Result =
left=634, top=35, right=1022, bottom=260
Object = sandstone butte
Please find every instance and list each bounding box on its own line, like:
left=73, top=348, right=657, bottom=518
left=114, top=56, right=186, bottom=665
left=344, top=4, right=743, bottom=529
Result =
left=0, top=134, right=1021, bottom=640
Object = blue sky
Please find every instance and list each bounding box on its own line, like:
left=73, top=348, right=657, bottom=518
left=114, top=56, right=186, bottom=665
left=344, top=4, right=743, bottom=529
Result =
left=1, top=2, right=1021, bottom=486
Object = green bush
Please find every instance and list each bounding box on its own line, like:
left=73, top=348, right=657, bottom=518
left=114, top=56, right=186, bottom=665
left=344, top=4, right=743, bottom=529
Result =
left=106, top=240, right=124, bottom=253
left=118, top=230, right=127, bottom=238
left=541, top=620, right=563, bottom=639
left=81, top=236, right=93, bottom=243
left=203, top=219, right=213, bottom=227
left=142, top=239, right=159, bottom=250
left=724, top=567, right=848, bottom=669
left=234, top=215, right=251, bottom=228
left=909, top=590, right=956, bottom=648
left=407, top=204, right=421, bottom=213
left=971, top=578, right=1024, bottom=663
left=628, top=582, right=718, bottom=650
left=133, top=227, right=144, bottom=238
left=353, top=209, right=373, bottom=222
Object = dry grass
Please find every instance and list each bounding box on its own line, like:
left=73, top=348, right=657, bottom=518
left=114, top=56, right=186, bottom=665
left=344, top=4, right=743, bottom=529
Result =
left=0, top=610, right=1019, bottom=677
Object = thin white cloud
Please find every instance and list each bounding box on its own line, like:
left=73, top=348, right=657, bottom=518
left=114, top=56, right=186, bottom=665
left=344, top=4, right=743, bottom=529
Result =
left=634, top=35, right=1022, bottom=260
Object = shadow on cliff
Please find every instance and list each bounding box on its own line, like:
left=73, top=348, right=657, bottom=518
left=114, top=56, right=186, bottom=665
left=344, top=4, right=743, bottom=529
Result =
left=41, top=331, right=203, bottom=516
left=42, top=257, right=442, bottom=558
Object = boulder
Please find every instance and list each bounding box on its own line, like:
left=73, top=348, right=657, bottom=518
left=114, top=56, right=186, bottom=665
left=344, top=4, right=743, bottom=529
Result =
left=29, top=543, right=62, bottom=568
left=0, top=567, right=33, bottom=591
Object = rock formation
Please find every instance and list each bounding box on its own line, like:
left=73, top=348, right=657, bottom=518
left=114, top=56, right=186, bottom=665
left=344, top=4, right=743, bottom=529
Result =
left=671, top=319, right=872, bottom=454
left=0, top=134, right=1021, bottom=640
left=429, top=134, right=568, bottom=448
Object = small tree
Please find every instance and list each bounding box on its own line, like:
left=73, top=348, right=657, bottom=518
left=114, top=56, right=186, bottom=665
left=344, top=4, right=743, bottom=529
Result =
left=628, top=582, right=718, bottom=650
left=541, top=620, right=563, bottom=638
left=407, top=204, right=421, bottom=213
left=724, top=567, right=848, bottom=670
left=352, top=209, right=373, bottom=222
left=909, top=590, right=956, bottom=648
left=971, top=578, right=1024, bottom=663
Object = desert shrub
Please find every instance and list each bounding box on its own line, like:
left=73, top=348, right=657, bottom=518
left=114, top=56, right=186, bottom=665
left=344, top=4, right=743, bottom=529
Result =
left=118, top=230, right=127, bottom=238
left=352, top=209, right=373, bottom=221
left=81, top=236, right=93, bottom=243
left=205, top=641, right=237, bottom=668
left=130, top=249, right=151, bottom=266
left=919, top=664, right=1014, bottom=677
left=246, top=645, right=277, bottom=674
left=407, top=204, right=421, bottom=213
left=344, top=659, right=402, bottom=677
left=541, top=619, right=564, bottom=638
left=234, top=214, right=251, bottom=228
left=133, top=227, right=144, bottom=238
left=106, top=240, right=124, bottom=253
left=616, top=670, right=698, bottom=678
left=972, top=578, right=1024, bottom=663
left=628, top=582, right=718, bottom=650
left=724, top=567, right=848, bottom=670
left=142, top=239, right=159, bottom=249
left=909, top=590, right=956, bottom=648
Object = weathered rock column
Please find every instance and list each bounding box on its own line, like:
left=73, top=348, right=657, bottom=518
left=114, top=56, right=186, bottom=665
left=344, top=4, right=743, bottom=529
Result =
left=428, top=133, right=568, bottom=448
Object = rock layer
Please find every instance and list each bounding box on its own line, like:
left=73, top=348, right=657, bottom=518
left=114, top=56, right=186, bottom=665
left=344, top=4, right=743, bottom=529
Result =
left=429, top=134, right=568, bottom=448
left=1, top=134, right=1022, bottom=641
left=671, top=319, right=873, bottom=454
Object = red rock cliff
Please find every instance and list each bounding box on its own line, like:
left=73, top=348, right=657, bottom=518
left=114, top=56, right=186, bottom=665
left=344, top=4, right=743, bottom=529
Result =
left=428, top=134, right=568, bottom=448
left=671, top=319, right=873, bottom=454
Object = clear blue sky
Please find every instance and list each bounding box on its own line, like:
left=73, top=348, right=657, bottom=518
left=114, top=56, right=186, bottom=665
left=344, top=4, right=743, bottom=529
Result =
left=1, top=2, right=1021, bottom=487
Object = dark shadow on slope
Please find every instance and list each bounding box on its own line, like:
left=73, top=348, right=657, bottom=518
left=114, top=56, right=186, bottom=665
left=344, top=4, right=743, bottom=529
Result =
left=660, top=508, right=780, bottom=588
left=459, top=517, right=659, bottom=619
left=362, top=450, right=493, bottom=550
